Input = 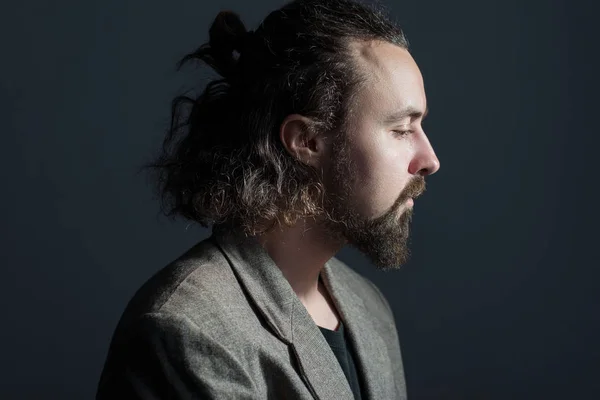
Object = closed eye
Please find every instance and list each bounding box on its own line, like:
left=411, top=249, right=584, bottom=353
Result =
left=392, top=130, right=413, bottom=138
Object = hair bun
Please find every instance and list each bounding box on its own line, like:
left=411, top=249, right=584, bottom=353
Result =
left=209, top=11, right=247, bottom=57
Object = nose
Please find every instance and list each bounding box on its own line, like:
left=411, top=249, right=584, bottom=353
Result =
left=408, top=132, right=440, bottom=177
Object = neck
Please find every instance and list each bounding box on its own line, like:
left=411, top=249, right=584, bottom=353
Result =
left=256, top=218, right=346, bottom=304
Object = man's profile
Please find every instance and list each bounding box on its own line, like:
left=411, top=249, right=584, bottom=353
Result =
left=96, top=0, right=439, bottom=398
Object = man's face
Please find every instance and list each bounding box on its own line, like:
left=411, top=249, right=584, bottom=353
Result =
left=319, top=41, right=440, bottom=271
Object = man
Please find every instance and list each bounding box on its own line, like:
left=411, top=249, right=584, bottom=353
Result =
left=96, top=0, right=440, bottom=399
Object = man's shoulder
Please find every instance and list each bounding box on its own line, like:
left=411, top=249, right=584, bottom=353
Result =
left=111, top=236, right=242, bottom=341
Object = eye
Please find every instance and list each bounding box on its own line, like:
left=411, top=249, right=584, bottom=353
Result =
left=392, top=130, right=412, bottom=138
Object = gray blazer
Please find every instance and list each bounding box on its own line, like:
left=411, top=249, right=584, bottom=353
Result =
left=96, top=228, right=407, bottom=399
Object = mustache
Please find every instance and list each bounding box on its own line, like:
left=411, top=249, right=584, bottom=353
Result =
left=397, top=176, right=426, bottom=205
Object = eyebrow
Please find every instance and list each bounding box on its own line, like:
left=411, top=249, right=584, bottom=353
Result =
left=383, top=105, right=429, bottom=124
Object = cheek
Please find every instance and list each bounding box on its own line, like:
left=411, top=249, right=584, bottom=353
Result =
left=350, top=137, right=411, bottom=217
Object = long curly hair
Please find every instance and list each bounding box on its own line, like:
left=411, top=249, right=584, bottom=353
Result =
left=142, top=0, right=408, bottom=237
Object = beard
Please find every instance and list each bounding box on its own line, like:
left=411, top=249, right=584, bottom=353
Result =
left=317, top=136, right=426, bottom=271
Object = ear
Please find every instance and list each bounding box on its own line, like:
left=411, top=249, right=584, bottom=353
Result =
left=279, top=114, right=329, bottom=169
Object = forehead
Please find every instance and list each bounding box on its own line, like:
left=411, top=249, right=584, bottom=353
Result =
left=349, top=40, right=426, bottom=116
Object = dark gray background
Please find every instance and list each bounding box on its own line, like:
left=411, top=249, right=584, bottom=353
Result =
left=1, top=0, right=598, bottom=399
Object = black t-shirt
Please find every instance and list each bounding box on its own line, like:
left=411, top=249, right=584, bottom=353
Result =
left=318, top=319, right=364, bottom=400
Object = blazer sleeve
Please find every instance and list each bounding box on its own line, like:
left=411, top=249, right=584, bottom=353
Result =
left=96, top=312, right=259, bottom=400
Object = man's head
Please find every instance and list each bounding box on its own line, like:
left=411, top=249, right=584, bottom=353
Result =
left=145, top=0, right=439, bottom=269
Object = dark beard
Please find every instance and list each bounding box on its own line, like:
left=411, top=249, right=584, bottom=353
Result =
left=317, top=137, right=425, bottom=271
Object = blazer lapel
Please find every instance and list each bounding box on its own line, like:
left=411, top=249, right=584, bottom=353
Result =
left=321, top=259, right=397, bottom=400
left=289, top=293, right=356, bottom=399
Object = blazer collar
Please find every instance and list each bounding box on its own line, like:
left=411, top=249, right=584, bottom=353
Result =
left=211, top=227, right=391, bottom=400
